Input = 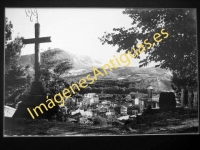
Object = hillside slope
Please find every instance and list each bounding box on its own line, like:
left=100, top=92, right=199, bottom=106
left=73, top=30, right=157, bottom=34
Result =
left=19, top=48, right=103, bottom=70
left=19, top=49, right=173, bottom=91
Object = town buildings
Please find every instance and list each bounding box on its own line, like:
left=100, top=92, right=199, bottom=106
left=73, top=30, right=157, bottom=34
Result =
left=63, top=86, right=179, bottom=123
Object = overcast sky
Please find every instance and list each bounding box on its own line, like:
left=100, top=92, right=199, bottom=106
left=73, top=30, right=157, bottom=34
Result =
left=5, top=8, right=158, bottom=67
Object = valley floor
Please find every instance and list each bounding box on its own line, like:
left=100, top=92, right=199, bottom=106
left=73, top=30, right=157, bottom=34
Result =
left=4, top=108, right=198, bottom=136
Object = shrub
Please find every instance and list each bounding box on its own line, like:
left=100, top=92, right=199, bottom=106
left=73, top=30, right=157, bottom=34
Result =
left=106, top=115, right=118, bottom=124
left=93, top=116, right=107, bottom=126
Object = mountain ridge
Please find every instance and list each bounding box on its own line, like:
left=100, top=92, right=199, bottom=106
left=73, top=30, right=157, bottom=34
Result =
left=19, top=48, right=104, bottom=70
left=19, top=48, right=173, bottom=91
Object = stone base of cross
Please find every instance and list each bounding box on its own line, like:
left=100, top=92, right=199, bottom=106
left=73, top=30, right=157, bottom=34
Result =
left=30, top=81, right=45, bottom=95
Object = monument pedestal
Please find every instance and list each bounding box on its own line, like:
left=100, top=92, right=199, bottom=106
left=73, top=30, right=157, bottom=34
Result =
left=13, top=95, right=49, bottom=119
left=30, top=81, right=45, bottom=95
left=13, top=81, right=48, bottom=119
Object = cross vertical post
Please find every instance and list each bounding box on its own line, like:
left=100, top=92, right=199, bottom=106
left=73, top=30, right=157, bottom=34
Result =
left=35, top=23, right=40, bottom=82
left=22, top=23, right=51, bottom=95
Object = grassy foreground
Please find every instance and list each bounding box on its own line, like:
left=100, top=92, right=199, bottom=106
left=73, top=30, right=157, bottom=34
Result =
left=4, top=108, right=198, bottom=136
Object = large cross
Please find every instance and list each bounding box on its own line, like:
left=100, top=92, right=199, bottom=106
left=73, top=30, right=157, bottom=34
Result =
left=22, top=23, right=51, bottom=82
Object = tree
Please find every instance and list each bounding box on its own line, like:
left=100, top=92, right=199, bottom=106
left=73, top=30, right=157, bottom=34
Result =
left=40, top=51, right=73, bottom=81
left=99, top=8, right=197, bottom=89
left=5, top=18, right=26, bottom=101
left=53, top=61, right=73, bottom=78
left=171, top=69, right=197, bottom=89
left=5, top=18, right=24, bottom=75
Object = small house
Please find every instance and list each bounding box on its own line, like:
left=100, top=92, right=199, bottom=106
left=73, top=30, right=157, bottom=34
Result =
left=127, top=106, right=139, bottom=115
left=121, top=106, right=128, bottom=115
left=84, top=109, right=93, bottom=117
left=84, top=93, right=97, bottom=98
left=106, top=107, right=115, bottom=116
left=135, top=98, right=139, bottom=105
left=89, top=97, right=99, bottom=105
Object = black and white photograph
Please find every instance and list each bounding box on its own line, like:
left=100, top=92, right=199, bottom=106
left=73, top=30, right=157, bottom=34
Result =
left=4, top=8, right=198, bottom=136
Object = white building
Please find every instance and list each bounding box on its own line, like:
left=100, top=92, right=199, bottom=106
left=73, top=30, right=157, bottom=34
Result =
left=84, top=93, right=97, bottom=98
left=83, top=93, right=99, bottom=105
left=81, top=97, right=99, bottom=106
left=84, top=109, right=93, bottom=117
left=135, top=98, right=139, bottom=105
left=89, top=97, right=99, bottom=105
left=121, top=106, right=128, bottom=114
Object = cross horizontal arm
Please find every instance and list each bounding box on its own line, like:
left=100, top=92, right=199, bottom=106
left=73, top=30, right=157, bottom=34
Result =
left=22, top=37, right=51, bottom=44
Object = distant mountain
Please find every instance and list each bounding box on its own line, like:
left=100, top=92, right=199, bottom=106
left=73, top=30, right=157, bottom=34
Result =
left=19, top=48, right=173, bottom=91
left=19, top=48, right=103, bottom=71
